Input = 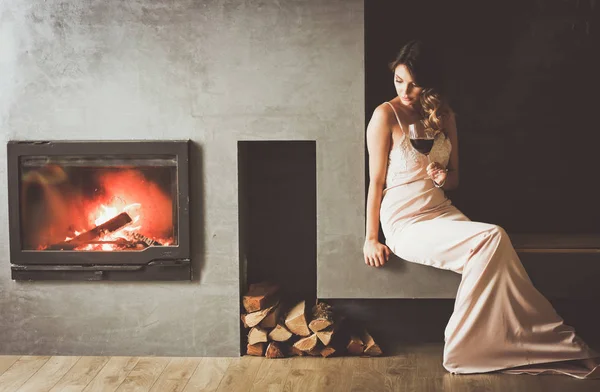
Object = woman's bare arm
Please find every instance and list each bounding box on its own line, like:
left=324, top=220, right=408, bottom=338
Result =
left=364, top=104, right=392, bottom=267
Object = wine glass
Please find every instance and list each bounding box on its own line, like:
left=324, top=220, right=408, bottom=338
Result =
left=408, top=120, right=436, bottom=162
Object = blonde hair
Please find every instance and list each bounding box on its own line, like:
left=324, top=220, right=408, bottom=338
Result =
left=420, top=88, right=452, bottom=135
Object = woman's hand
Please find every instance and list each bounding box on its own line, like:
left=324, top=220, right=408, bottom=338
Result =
left=363, top=239, right=390, bottom=268
left=426, top=162, right=448, bottom=186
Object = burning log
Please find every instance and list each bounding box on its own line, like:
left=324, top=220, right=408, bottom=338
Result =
left=47, top=212, right=133, bottom=250
left=129, top=232, right=163, bottom=247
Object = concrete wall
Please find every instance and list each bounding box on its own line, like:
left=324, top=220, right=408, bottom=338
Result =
left=0, top=0, right=364, bottom=356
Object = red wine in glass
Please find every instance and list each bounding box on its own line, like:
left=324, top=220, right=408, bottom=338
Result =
left=409, top=138, right=435, bottom=155
left=408, top=120, right=435, bottom=161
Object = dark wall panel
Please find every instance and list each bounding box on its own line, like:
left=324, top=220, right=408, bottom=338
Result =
left=239, top=141, right=317, bottom=303
left=366, top=0, right=600, bottom=234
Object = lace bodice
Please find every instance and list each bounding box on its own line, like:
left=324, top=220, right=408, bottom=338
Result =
left=384, top=102, right=452, bottom=189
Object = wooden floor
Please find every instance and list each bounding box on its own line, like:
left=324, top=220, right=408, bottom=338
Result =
left=1, top=344, right=598, bottom=392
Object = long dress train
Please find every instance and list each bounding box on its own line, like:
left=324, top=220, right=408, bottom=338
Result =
left=379, top=102, right=600, bottom=378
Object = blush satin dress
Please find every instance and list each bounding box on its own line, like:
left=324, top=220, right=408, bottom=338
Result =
left=379, top=102, right=600, bottom=378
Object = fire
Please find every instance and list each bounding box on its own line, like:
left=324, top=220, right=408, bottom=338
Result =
left=34, top=168, right=175, bottom=251
left=74, top=201, right=163, bottom=251
left=94, top=204, right=121, bottom=226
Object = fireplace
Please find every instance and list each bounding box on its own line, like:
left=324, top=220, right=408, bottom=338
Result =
left=7, top=140, right=191, bottom=281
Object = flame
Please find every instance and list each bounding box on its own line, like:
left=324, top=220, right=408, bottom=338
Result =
left=40, top=169, right=176, bottom=251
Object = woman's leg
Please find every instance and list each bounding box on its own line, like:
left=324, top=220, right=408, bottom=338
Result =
left=391, top=214, right=599, bottom=376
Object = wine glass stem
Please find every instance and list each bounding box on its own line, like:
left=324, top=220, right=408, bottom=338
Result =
left=427, top=155, right=433, bottom=182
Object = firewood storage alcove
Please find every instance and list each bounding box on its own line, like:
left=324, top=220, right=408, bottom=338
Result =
left=7, top=140, right=191, bottom=281
left=238, top=141, right=317, bottom=354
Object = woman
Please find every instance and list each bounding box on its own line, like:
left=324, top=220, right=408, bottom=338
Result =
left=364, top=40, right=600, bottom=378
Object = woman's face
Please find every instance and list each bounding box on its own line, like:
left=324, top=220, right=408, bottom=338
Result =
left=394, top=64, right=423, bottom=108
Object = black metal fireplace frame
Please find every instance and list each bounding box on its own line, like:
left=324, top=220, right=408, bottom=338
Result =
left=7, top=140, right=191, bottom=281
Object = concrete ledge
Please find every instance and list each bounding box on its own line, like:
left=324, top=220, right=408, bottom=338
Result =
left=318, top=234, right=600, bottom=300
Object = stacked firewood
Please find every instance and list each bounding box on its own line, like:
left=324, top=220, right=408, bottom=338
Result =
left=241, top=281, right=383, bottom=358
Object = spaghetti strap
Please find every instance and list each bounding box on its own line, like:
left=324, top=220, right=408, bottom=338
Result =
left=384, top=101, right=404, bottom=133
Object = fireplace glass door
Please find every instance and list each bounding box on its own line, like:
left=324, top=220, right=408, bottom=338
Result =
left=8, top=141, right=190, bottom=281
left=20, top=155, right=178, bottom=252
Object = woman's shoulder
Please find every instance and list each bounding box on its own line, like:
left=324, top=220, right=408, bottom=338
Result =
left=372, top=99, right=408, bottom=124
left=366, top=102, right=397, bottom=138
left=372, top=101, right=393, bottom=116
left=388, top=98, right=419, bottom=121
left=369, top=102, right=392, bottom=126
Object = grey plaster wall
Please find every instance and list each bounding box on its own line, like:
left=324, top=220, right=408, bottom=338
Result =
left=0, top=0, right=364, bottom=356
